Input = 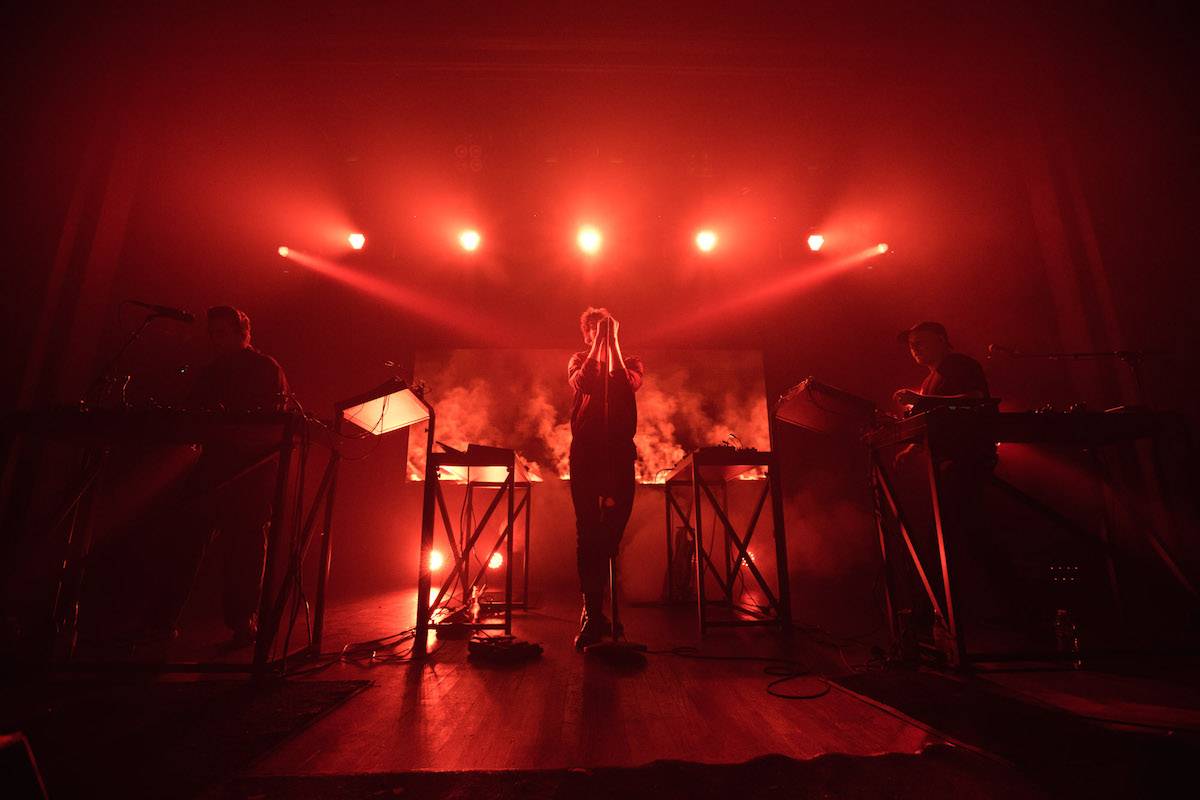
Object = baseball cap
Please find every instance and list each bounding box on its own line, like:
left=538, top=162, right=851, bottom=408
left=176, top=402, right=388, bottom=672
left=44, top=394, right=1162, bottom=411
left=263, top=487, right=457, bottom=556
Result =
left=897, top=321, right=949, bottom=344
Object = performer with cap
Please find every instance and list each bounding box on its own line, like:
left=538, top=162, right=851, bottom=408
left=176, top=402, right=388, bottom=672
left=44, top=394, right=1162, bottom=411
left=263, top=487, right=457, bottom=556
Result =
left=892, top=317, right=996, bottom=466
left=892, top=320, right=993, bottom=467
left=892, top=321, right=990, bottom=411
left=891, top=320, right=1019, bottom=632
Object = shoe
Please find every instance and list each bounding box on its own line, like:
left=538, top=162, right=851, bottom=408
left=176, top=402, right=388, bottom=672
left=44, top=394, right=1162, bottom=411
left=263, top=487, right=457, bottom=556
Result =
left=230, top=618, right=258, bottom=649
left=574, top=608, right=611, bottom=651
left=116, top=623, right=179, bottom=647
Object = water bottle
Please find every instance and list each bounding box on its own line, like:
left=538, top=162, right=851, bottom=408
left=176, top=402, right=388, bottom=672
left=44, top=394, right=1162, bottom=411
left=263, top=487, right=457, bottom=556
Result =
left=932, top=612, right=958, bottom=668
left=1054, top=609, right=1082, bottom=669
left=470, top=585, right=482, bottom=622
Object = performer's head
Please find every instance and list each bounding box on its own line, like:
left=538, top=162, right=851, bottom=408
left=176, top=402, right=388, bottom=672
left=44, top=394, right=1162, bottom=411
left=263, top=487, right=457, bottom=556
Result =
left=579, top=306, right=611, bottom=345
left=899, top=321, right=951, bottom=367
left=207, top=305, right=252, bottom=355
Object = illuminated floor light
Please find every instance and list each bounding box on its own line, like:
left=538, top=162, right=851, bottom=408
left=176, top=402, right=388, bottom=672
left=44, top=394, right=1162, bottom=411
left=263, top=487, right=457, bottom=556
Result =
left=695, top=230, right=718, bottom=253
left=876, top=243, right=889, bottom=254
left=577, top=226, right=602, bottom=255
left=277, top=246, right=290, bottom=258
left=488, top=552, right=503, bottom=570
left=348, top=232, right=366, bottom=250
left=429, top=550, right=445, bottom=571
left=807, top=234, right=825, bottom=252
left=459, top=229, right=481, bottom=251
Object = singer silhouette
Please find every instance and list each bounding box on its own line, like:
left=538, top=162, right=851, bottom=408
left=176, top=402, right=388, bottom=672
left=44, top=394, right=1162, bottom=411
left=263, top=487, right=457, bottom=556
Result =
left=567, top=307, right=643, bottom=650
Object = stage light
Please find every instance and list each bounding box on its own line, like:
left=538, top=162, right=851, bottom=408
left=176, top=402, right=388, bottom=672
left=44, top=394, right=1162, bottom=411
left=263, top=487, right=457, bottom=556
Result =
left=459, top=229, right=481, bottom=251
left=348, top=232, right=366, bottom=250
left=429, top=550, right=445, bottom=571
left=577, top=226, right=602, bottom=255
left=277, top=246, right=290, bottom=258
left=488, top=552, right=503, bottom=570
left=695, top=230, right=718, bottom=253
left=807, top=234, right=825, bottom=252
left=876, top=243, right=889, bottom=254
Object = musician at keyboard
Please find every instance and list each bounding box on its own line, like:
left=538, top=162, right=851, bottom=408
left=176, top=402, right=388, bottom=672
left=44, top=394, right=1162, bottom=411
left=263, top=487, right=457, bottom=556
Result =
left=88, top=305, right=290, bottom=649
left=892, top=321, right=994, bottom=470
left=187, top=305, right=289, bottom=415
left=889, top=320, right=1016, bottom=629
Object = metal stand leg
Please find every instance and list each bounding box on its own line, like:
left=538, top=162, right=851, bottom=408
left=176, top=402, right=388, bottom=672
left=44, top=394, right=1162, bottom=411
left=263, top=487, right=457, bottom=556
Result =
left=310, top=443, right=341, bottom=656
left=875, top=459, right=944, bottom=619
left=413, top=418, right=437, bottom=658
left=254, top=418, right=296, bottom=676
left=665, top=485, right=674, bottom=600
left=693, top=474, right=707, bottom=636
left=872, top=468, right=898, bottom=643
left=523, top=484, right=531, bottom=606
left=504, top=471, right=514, bottom=635
left=50, top=450, right=108, bottom=659
left=1089, top=450, right=1125, bottom=619
left=926, top=450, right=966, bottom=669
left=721, top=483, right=733, bottom=602
left=768, top=458, right=792, bottom=627
left=610, top=556, right=621, bottom=635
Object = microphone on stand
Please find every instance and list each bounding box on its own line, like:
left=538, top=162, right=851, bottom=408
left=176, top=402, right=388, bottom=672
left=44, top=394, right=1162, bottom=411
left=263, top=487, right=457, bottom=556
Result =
left=987, top=343, right=1016, bottom=358
left=129, top=300, right=195, bottom=323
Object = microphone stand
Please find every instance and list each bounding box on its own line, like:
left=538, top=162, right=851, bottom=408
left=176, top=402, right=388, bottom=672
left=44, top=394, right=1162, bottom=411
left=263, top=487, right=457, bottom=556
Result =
left=585, top=319, right=647, bottom=661
left=992, top=347, right=1169, bottom=407
left=51, top=310, right=167, bottom=656
left=81, top=312, right=168, bottom=409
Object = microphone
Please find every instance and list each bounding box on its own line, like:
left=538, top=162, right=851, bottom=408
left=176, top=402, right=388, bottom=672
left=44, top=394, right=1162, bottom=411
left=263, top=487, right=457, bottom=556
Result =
left=987, top=343, right=1015, bottom=358
left=130, top=300, right=195, bottom=323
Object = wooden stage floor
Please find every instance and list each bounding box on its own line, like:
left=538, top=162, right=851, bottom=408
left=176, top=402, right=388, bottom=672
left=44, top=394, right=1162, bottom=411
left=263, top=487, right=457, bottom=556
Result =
left=250, top=589, right=950, bottom=775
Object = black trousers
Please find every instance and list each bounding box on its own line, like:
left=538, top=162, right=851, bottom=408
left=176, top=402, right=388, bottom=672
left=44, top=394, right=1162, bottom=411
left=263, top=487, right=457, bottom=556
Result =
left=82, top=457, right=271, bottom=638
left=897, top=455, right=1008, bottom=629
left=938, top=456, right=1033, bottom=624
left=165, top=462, right=272, bottom=632
left=569, top=443, right=636, bottom=599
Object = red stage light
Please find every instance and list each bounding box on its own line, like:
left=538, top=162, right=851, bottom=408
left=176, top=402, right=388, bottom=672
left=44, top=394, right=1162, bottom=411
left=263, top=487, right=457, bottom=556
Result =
left=348, top=232, right=366, bottom=250
left=807, top=234, right=825, bottom=252
left=277, top=246, right=290, bottom=258
left=876, top=243, right=889, bottom=254
left=695, top=230, right=718, bottom=253
left=488, top=552, right=503, bottom=570
left=429, top=550, right=445, bottom=571
left=459, top=229, right=481, bottom=251
left=577, top=226, right=602, bottom=255
left=283, top=249, right=500, bottom=338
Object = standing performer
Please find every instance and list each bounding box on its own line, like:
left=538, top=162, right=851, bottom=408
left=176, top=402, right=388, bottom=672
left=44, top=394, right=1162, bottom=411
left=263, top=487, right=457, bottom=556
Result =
left=567, top=307, right=644, bottom=650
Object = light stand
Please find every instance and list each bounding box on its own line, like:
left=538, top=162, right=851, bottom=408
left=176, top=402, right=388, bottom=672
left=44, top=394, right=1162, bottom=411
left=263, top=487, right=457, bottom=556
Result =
left=311, top=377, right=432, bottom=656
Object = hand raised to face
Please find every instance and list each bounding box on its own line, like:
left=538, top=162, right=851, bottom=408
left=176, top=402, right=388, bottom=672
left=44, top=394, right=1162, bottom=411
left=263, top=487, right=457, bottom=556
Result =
left=607, top=317, right=620, bottom=341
